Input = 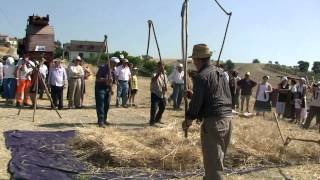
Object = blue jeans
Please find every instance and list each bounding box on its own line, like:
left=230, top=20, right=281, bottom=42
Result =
left=95, top=85, right=111, bottom=125
left=116, top=81, right=129, bottom=106
left=0, top=79, right=3, bottom=94
left=172, top=83, right=184, bottom=109
left=150, top=93, right=166, bottom=125
left=2, top=78, right=16, bottom=99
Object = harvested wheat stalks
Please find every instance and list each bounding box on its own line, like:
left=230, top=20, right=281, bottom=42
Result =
left=72, top=120, right=202, bottom=171
left=72, top=117, right=320, bottom=171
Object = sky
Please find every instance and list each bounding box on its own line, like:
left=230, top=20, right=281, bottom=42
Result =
left=1, top=0, right=320, bottom=66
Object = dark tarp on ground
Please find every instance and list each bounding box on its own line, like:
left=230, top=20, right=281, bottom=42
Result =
left=4, top=130, right=199, bottom=180
left=4, top=130, right=86, bottom=180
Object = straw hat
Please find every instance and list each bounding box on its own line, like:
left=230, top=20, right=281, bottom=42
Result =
left=177, top=63, right=183, bottom=68
left=263, top=75, right=270, bottom=79
left=189, top=44, right=213, bottom=59
left=75, top=56, right=82, bottom=61
left=53, top=58, right=62, bottom=62
left=110, top=57, right=120, bottom=63
left=245, top=72, right=251, bottom=76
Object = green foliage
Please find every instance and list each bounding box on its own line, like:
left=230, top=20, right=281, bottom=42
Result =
left=225, top=59, right=235, bottom=70
left=84, top=50, right=171, bottom=77
left=297, top=60, right=309, bottom=72
left=112, top=51, right=129, bottom=58
left=268, top=61, right=273, bottom=64
left=275, top=61, right=279, bottom=65
left=54, top=47, right=63, bottom=59
left=140, top=60, right=157, bottom=76
left=312, top=61, right=320, bottom=74
left=252, top=59, right=260, bottom=64
left=264, top=64, right=320, bottom=81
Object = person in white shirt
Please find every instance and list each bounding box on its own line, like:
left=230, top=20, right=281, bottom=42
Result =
left=0, top=58, right=3, bottom=96
left=38, top=58, right=48, bottom=99
left=67, top=56, right=84, bottom=108
left=115, top=59, right=131, bottom=107
left=254, top=75, right=273, bottom=117
left=168, top=63, right=184, bottom=110
left=303, top=81, right=320, bottom=129
left=2, top=57, right=17, bottom=105
left=48, top=59, right=68, bottom=110
left=15, top=55, right=34, bottom=107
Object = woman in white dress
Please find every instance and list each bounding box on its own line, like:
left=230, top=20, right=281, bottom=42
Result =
left=295, top=78, right=308, bottom=124
left=254, top=75, right=273, bottom=117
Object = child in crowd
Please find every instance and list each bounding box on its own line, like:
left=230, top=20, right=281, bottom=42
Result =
left=129, top=67, right=138, bottom=107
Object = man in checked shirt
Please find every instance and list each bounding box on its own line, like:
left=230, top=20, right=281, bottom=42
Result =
left=182, top=44, right=233, bottom=180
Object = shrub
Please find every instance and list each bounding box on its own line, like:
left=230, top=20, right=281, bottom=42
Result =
left=252, top=59, right=260, bottom=64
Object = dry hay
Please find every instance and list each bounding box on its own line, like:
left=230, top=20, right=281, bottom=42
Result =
left=72, top=116, right=320, bottom=172
left=72, top=120, right=202, bottom=171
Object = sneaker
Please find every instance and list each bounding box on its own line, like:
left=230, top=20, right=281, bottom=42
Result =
left=122, top=105, right=128, bottom=108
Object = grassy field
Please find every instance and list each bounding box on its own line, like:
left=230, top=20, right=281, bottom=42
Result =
left=0, top=63, right=319, bottom=179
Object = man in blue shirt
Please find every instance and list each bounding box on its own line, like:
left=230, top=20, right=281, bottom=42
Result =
left=95, top=59, right=113, bottom=127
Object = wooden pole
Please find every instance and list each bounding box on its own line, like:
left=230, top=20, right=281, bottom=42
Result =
left=96, top=36, right=108, bottom=66
left=32, top=72, right=39, bottom=122
left=181, top=0, right=189, bottom=138
left=273, top=112, right=286, bottom=145
left=39, top=72, right=62, bottom=118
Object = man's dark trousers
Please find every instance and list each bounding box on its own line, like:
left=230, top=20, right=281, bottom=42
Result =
left=95, top=85, right=111, bottom=125
left=201, top=117, right=232, bottom=180
left=150, top=93, right=166, bottom=125
left=50, top=85, right=64, bottom=109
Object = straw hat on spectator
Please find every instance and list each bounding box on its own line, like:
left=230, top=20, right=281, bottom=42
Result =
left=189, top=44, right=213, bottom=59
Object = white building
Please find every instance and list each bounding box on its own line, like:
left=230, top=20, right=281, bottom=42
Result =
left=0, top=34, right=18, bottom=47
left=64, top=40, right=106, bottom=61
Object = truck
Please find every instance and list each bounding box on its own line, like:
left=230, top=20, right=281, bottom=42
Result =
left=23, top=14, right=55, bottom=64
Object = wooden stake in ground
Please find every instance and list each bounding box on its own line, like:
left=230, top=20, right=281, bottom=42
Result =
left=181, top=0, right=189, bottom=138
left=18, top=63, right=62, bottom=121
left=273, top=112, right=286, bottom=145
left=32, top=72, right=39, bottom=122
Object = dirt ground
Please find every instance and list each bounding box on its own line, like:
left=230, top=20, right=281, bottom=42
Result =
left=0, top=74, right=320, bottom=180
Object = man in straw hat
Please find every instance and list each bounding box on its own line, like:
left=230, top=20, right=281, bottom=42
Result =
left=303, top=81, right=320, bottom=129
left=67, top=56, right=84, bottom=109
left=48, top=59, right=68, bottom=110
left=115, top=58, right=131, bottom=108
left=182, top=44, right=232, bottom=180
left=38, top=58, right=48, bottom=99
left=168, top=63, right=185, bottom=110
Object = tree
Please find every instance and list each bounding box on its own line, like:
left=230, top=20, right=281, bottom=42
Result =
left=275, top=61, right=279, bottom=65
left=225, top=59, right=235, bottom=70
left=112, top=51, right=129, bottom=58
left=268, top=61, right=272, bottom=64
left=297, top=61, right=309, bottom=72
left=312, top=61, right=320, bottom=73
left=54, top=40, right=63, bottom=58
left=252, top=59, right=260, bottom=63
